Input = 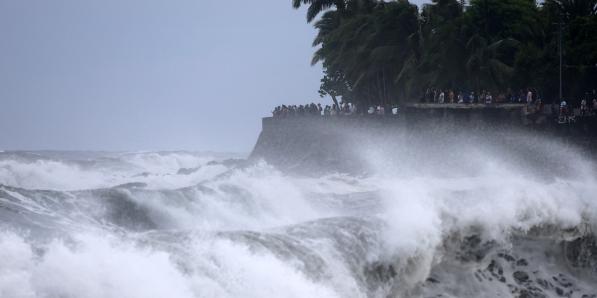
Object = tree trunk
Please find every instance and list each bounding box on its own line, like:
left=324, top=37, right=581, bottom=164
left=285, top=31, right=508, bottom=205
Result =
left=330, top=94, right=340, bottom=110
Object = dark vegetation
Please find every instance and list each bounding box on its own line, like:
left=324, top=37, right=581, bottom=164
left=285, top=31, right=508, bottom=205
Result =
left=292, top=0, right=597, bottom=106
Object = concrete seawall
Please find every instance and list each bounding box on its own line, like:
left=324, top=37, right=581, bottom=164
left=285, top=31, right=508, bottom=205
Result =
left=250, top=105, right=597, bottom=173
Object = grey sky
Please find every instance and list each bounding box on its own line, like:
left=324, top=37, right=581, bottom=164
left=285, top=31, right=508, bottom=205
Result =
left=0, top=0, right=429, bottom=152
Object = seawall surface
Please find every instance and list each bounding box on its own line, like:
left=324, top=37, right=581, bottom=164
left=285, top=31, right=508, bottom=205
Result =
left=250, top=106, right=597, bottom=174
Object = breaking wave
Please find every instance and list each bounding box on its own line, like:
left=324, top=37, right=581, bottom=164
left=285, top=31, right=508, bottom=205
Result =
left=0, top=136, right=596, bottom=297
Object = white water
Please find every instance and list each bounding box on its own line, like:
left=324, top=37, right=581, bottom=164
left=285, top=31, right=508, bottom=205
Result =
left=0, top=142, right=596, bottom=297
left=0, top=152, right=233, bottom=191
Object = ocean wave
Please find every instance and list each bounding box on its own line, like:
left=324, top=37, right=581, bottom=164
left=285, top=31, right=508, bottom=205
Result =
left=0, top=132, right=596, bottom=297
left=0, top=151, right=236, bottom=191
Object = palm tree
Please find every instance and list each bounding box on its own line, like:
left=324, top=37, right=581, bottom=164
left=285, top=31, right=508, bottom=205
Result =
left=307, top=0, right=420, bottom=105
left=414, top=0, right=467, bottom=91
left=292, top=0, right=347, bottom=23
left=465, top=35, right=519, bottom=91
left=547, top=0, right=597, bottom=19
left=293, top=0, right=594, bottom=105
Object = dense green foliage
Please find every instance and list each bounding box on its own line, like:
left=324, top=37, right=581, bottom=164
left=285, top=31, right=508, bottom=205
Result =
left=293, top=0, right=597, bottom=105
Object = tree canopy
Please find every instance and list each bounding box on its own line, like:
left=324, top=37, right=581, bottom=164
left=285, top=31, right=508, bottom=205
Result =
left=293, top=0, right=597, bottom=105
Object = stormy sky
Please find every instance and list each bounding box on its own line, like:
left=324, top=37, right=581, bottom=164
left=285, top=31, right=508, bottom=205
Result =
left=0, top=0, right=429, bottom=152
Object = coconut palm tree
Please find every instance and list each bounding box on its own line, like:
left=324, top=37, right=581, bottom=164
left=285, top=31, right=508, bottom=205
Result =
left=293, top=0, right=594, bottom=105
left=546, top=0, right=597, bottom=19
left=465, top=35, right=519, bottom=91
left=292, top=0, right=347, bottom=23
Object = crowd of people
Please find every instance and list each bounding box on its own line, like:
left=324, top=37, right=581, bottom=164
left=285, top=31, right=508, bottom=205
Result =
left=272, top=102, right=401, bottom=118
left=271, top=90, right=597, bottom=123
left=422, top=88, right=541, bottom=104
left=423, top=87, right=597, bottom=122
left=558, top=94, right=597, bottom=123
left=579, top=98, right=597, bottom=117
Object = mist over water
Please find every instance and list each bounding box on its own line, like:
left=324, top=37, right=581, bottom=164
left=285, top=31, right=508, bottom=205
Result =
left=0, top=130, right=596, bottom=298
